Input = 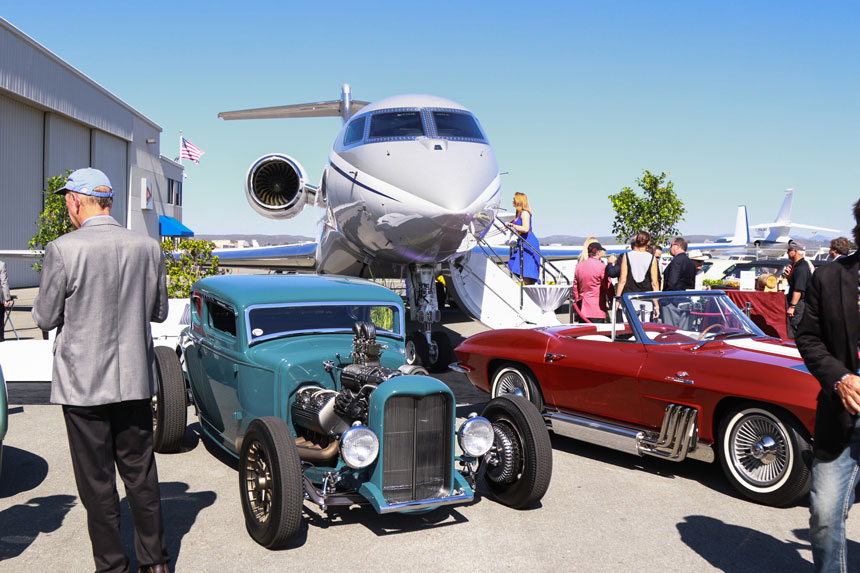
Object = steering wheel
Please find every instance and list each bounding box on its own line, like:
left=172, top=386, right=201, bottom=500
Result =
left=697, top=323, right=724, bottom=340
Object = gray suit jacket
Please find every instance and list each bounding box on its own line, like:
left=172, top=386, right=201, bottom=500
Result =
left=0, top=260, right=10, bottom=303
left=32, top=216, right=168, bottom=406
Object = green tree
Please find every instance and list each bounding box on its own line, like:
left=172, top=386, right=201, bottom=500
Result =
left=29, top=171, right=74, bottom=271
left=161, top=238, right=220, bottom=298
left=608, top=170, right=686, bottom=247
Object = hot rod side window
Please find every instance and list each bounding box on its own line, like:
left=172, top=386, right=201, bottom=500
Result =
left=207, top=300, right=237, bottom=337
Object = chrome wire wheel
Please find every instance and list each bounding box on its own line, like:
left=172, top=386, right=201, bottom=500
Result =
left=719, top=405, right=812, bottom=506
left=492, top=367, right=531, bottom=401
left=244, top=440, right=273, bottom=524
left=728, top=412, right=790, bottom=487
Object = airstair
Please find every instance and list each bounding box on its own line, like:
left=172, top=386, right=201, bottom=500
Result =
left=447, top=218, right=572, bottom=329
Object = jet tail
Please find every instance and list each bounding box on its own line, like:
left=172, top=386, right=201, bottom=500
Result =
left=774, top=188, right=793, bottom=223
left=732, top=205, right=750, bottom=245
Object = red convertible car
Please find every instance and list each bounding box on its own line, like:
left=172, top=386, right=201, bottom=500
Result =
left=454, top=290, right=819, bottom=506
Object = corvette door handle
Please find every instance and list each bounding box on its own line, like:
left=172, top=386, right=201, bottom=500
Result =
left=545, top=353, right=566, bottom=363
left=665, top=371, right=693, bottom=385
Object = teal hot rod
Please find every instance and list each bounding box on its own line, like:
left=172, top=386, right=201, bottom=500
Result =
left=152, top=274, right=551, bottom=548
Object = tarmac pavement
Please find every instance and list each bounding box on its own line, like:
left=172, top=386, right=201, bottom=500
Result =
left=1, top=296, right=857, bottom=571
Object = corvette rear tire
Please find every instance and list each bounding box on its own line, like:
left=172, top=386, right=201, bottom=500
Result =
left=152, top=346, right=187, bottom=453
left=481, top=394, right=552, bottom=509
left=718, top=405, right=812, bottom=506
left=240, top=417, right=303, bottom=548
left=490, top=364, right=544, bottom=412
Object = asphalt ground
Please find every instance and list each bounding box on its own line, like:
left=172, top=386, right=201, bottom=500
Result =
left=2, top=301, right=858, bottom=571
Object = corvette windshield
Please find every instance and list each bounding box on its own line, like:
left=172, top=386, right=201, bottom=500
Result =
left=625, top=293, right=764, bottom=344
left=247, top=303, right=401, bottom=343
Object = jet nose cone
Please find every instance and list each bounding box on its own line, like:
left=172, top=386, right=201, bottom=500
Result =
left=353, top=140, right=499, bottom=211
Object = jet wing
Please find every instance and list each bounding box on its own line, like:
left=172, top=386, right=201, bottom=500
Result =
left=779, top=223, right=841, bottom=233
left=219, top=100, right=370, bottom=121
left=213, top=242, right=317, bottom=270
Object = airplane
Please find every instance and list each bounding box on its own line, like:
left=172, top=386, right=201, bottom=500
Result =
left=749, top=188, right=839, bottom=247
left=214, top=84, right=501, bottom=371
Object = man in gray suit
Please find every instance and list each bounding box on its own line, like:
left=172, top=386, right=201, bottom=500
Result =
left=33, top=168, right=169, bottom=573
left=0, top=259, right=11, bottom=341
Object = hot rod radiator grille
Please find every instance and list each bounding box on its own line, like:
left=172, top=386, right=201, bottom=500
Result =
left=382, top=394, right=452, bottom=503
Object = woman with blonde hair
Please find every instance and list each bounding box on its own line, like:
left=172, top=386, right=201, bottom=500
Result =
left=578, top=237, right=599, bottom=263
left=507, top=192, right=542, bottom=285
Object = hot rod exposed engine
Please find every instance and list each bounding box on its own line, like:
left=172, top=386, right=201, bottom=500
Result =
left=290, top=321, right=419, bottom=444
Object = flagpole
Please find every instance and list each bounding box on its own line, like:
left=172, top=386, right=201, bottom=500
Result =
left=178, top=129, right=183, bottom=168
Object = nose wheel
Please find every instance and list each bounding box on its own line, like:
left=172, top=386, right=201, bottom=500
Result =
left=405, top=331, right=454, bottom=373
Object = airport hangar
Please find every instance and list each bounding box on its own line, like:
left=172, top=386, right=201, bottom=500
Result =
left=0, top=17, right=188, bottom=288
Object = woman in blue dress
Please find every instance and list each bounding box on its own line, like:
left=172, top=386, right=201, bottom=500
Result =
left=507, top=192, right=542, bottom=284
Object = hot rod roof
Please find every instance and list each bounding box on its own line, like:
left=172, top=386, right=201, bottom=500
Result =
left=191, top=274, right=404, bottom=307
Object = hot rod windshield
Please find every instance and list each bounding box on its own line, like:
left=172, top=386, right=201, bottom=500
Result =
left=623, top=292, right=767, bottom=344
left=246, top=302, right=402, bottom=344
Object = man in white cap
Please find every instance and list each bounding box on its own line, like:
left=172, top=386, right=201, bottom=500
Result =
left=32, top=168, right=169, bottom=572
left=785, top=239, right=814, bottom=339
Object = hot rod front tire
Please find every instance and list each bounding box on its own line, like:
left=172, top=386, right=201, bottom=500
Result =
left=481, top=394, right=552, bottom=509
left=239, top=417, right=303, bottom=548
left=718, top=405, right=812, bottom=507
left=152, top=346, right=187, bottom=453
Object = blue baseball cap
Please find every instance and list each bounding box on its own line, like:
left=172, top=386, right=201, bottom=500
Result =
left=57, top=168, right=113, bottom=198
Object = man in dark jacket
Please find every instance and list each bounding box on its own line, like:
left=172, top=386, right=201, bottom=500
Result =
left=795, top=200, right=860, bottom=572
left=662, top=237, right=697, bottom=291
left=660, top=237, right=697, bottom=329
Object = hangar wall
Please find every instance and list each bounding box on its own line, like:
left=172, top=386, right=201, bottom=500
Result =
left=0, top=17, right=185, bottom=288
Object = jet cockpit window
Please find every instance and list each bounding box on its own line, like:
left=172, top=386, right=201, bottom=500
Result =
left=369, top=111, right=425, bottom=138
left=432, top=111, right=484, bottom=140
left=343, top=116, right=366, bottom=145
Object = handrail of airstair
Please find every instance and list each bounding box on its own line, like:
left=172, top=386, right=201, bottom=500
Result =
left=477, top=217, right=571, bottom=310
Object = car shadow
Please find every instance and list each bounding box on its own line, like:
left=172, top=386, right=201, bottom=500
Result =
left=303, top=503, right=470, bottom=538
left=548, top=433, right=739, bottom=499
left=0, top=445, right=49, bottom=498
left=121, top=481, right=217, bottom=571
left=676, top=515, right=860, bottom=571
left=0, top=494, right=76, bottom=561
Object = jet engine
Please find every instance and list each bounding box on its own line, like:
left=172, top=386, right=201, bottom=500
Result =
left=245, top=153, right=320, bottom=220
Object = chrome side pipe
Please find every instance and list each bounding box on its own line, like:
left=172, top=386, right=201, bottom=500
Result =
left=544, top=403, right=714, bottom=464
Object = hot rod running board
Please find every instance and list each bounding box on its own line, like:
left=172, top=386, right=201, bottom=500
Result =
left=544, top=403, right=715, bottom=464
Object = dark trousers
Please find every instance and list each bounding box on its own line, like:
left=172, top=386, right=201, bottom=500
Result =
left=786, top=299, right=806, bottom=340
left=62, top=400, right=168, bottom=573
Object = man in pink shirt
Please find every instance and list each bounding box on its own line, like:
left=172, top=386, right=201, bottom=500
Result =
left=573, top=241, right=612, bottom=323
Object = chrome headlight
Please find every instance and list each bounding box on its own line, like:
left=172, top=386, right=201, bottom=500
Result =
left=457, top=416, right=494, bottom=457
left=339, top=425, right=379, bottom=469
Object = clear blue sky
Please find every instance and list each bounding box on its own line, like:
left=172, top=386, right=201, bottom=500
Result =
left=4, top=2, right=858, bottom=240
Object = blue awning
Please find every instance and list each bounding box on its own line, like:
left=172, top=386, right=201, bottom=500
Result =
left=159, top=215, right=194, bottom=237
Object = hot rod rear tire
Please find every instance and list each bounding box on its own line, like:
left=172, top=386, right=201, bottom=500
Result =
left=239, top=417, right=303, bottom=548
left=152, top=346, right=187, bottom=453
left=718, top=405, right=812, bottom=507
left=481, top=394, right=552, bottom=509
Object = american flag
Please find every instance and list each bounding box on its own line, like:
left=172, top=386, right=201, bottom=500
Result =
left=180, top=137, right=205, bottom=163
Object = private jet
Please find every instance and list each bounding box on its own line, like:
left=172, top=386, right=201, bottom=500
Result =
left=215, top=85, right=501, bottom=370
left=750, top=188, right=839, bottom=247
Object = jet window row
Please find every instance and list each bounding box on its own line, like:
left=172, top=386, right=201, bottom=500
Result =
left=343, top=109, right=486, bottom=146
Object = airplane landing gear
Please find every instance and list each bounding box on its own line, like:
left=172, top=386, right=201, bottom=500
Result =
left=405, top=264, right=454, bottom=372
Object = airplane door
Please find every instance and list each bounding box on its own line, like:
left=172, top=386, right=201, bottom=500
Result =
left=542, top=337, right=646, bottom=425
